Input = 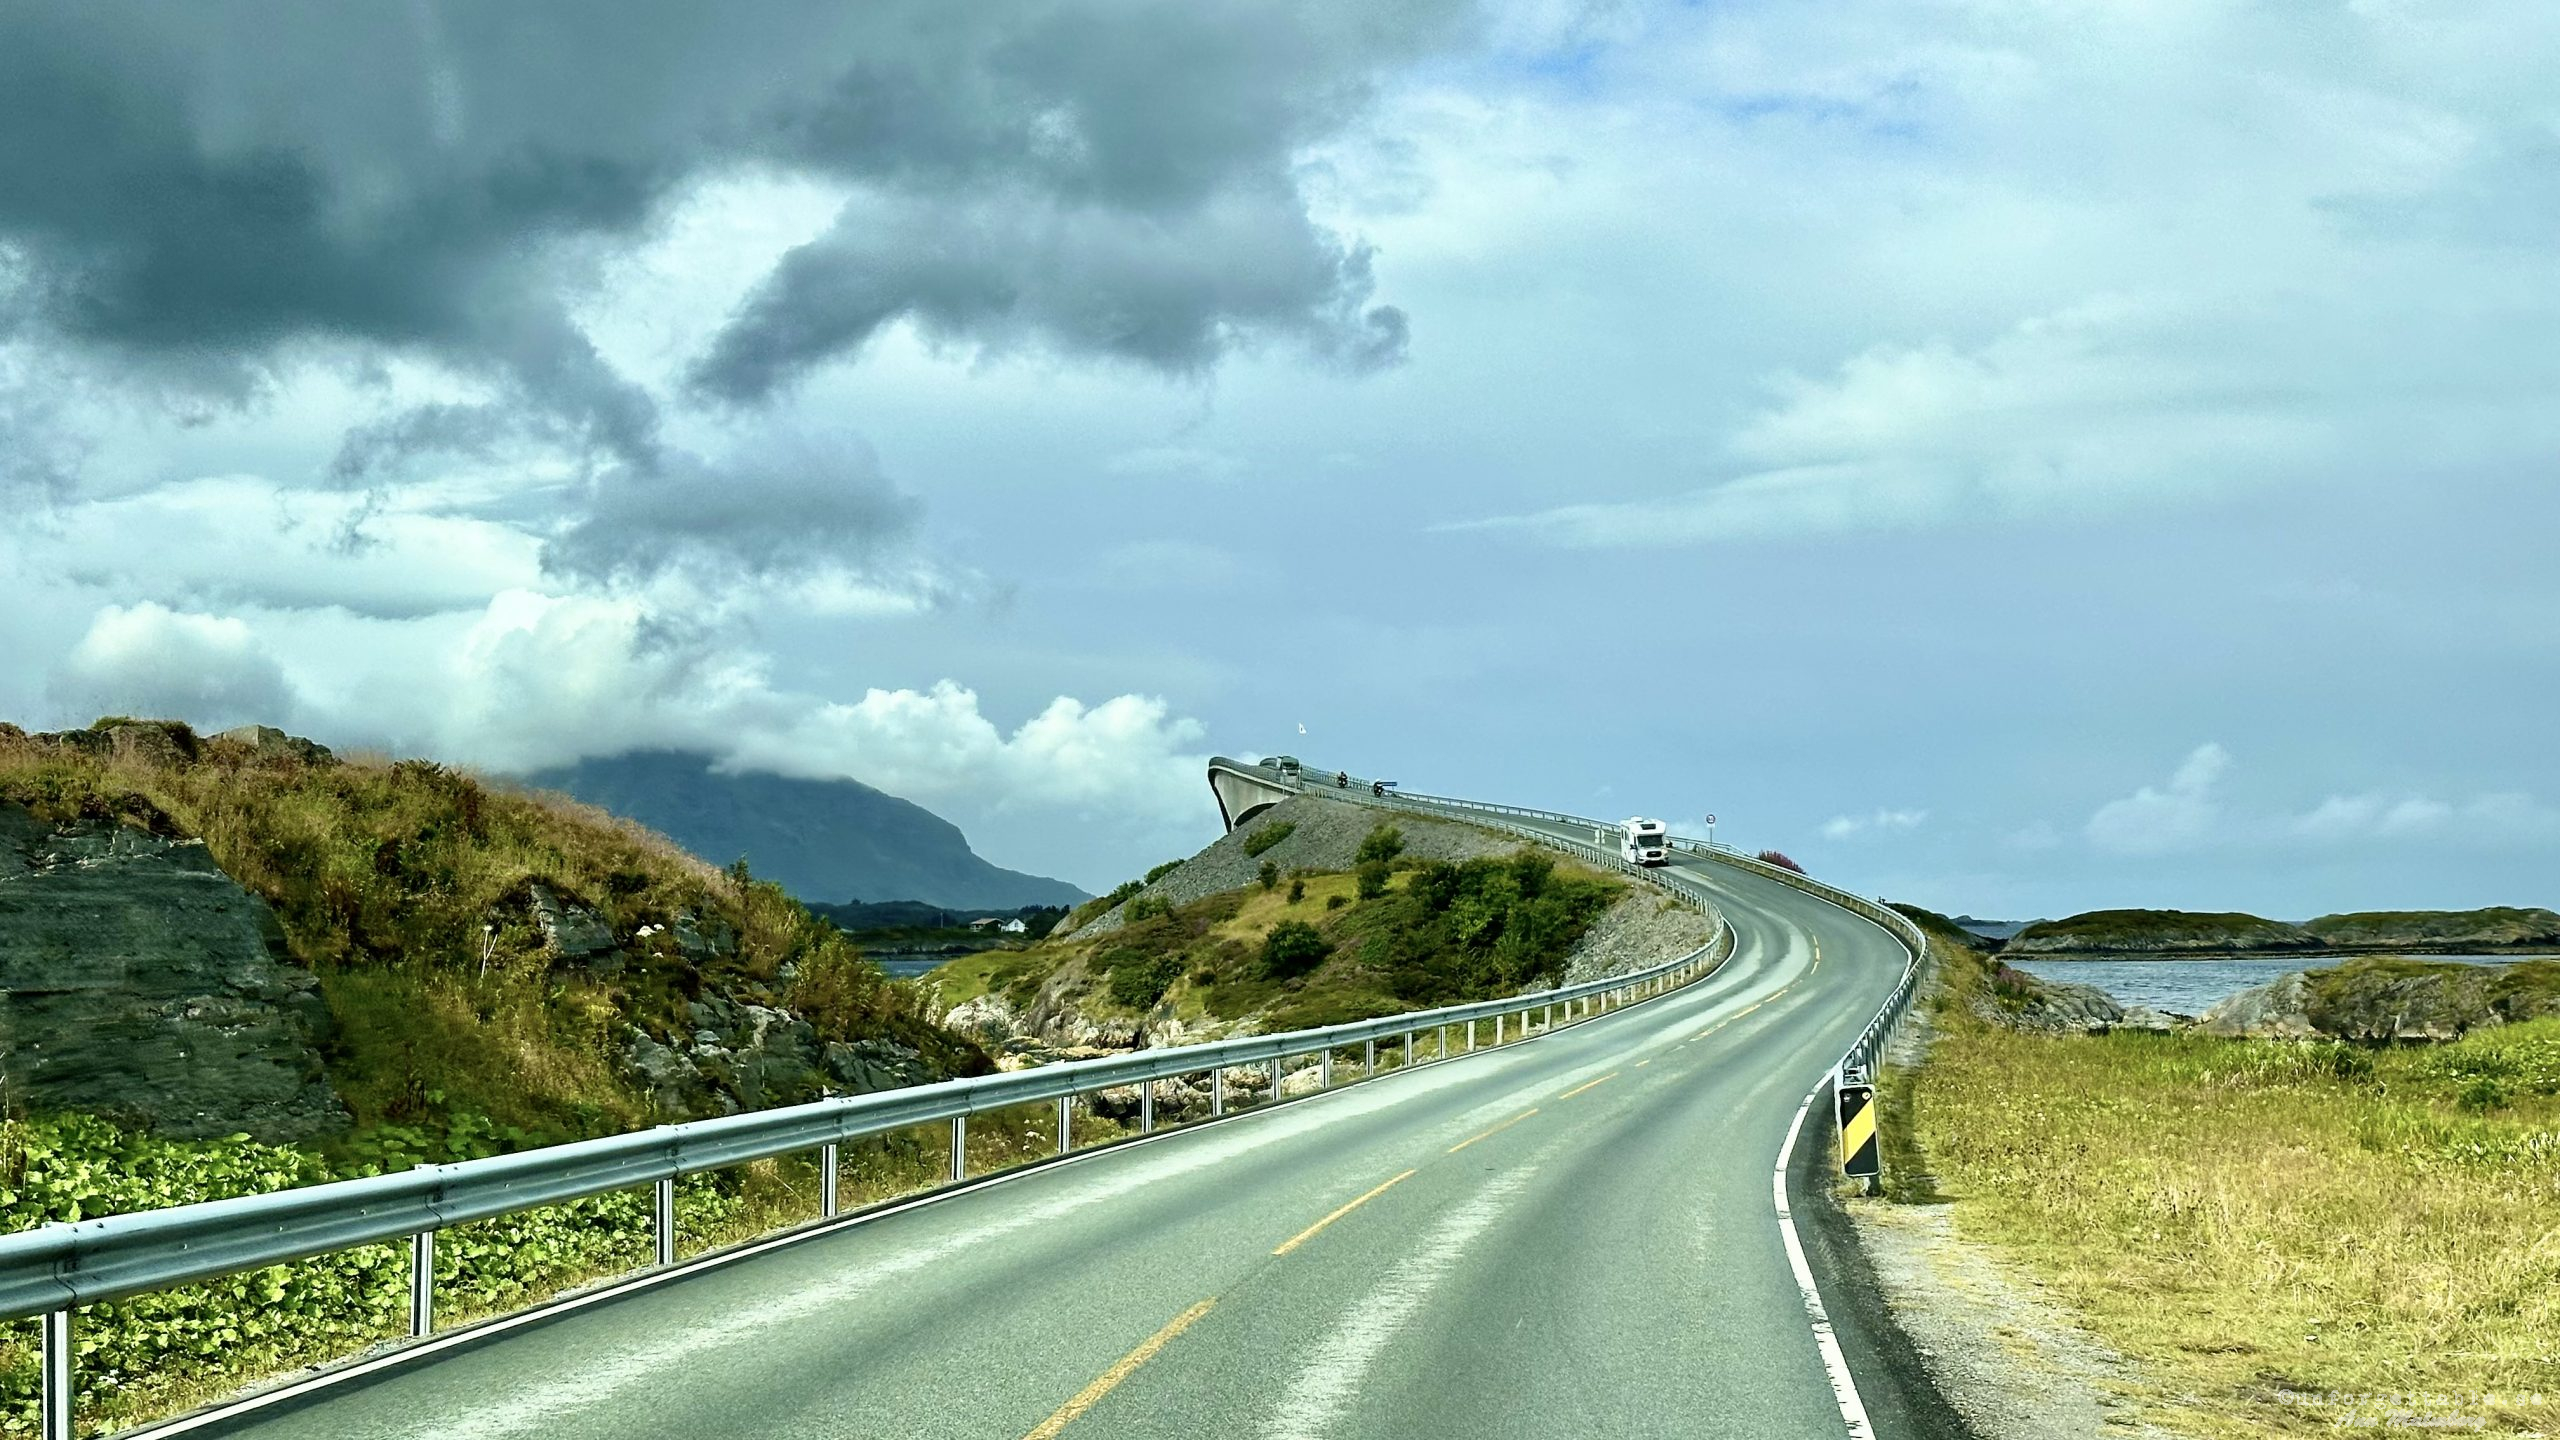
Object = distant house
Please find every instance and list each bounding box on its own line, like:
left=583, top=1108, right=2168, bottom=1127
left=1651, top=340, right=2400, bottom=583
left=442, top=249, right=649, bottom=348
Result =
left=999, top=918, right=1028, bottom=934
left=968, top=917, right=1003, bottom=931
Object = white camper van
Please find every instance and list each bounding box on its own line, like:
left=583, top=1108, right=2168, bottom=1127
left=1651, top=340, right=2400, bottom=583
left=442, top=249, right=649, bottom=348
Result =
left=1619, top=818, right=1669, bottom=866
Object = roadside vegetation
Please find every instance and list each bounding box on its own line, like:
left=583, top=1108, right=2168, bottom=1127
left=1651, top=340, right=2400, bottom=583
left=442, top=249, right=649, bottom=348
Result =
left=0, top=720, right=1011, bottom=1433
left=0, top=720, right=973, bottom=1137
left=1885, top=912, right=2560, bottom=1437
left=935, top=825, right=1626, bottom=1035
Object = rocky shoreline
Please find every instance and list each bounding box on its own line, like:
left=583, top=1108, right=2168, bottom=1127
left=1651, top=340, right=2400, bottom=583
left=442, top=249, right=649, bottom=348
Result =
left=1979, top=953, right=2560, bottom=1042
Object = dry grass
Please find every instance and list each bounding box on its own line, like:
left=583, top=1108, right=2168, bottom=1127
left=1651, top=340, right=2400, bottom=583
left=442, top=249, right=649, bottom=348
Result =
left=1900, top=940, right=2560, bottom=1437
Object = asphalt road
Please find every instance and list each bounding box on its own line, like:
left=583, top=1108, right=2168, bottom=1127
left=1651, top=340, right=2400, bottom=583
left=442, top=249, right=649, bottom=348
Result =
left=207, top=842, right=1940, bottom=1440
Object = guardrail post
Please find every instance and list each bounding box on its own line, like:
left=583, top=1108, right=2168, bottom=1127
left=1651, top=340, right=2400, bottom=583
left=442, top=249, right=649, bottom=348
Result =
left=1140, top=1079, right=1155, bottom=1134
left=1364, top=1038, right=1375, bottom=1076
left=822, top=1142, right=841, bottom=1217
left=1544, top=1001, right=1554, bottom=1030
left=949, top=1116, right=967, bottom=1182
left=1439, top=1023, right=1449, bottom=1058
left=41, top=1308, right=71, bottom=1440
left=1211, top=1067, right=1225, bottom=1116
left=654, top=1177, right=676, bottom=1267
left=1404, top=1031, right=1414, bottom=1067
left=1269, top=1056, right=1284, bottom=1100
left=1056, top=1097, right=1073, bottom=1156
left=1466, top=1019, right=1476, bottom=1052
left=1320, top=1048, right=1333, bottom=1089
left=408, top=1230, right=435, bottom=1337
left=1494, top=1013, right=1504, bottom=1045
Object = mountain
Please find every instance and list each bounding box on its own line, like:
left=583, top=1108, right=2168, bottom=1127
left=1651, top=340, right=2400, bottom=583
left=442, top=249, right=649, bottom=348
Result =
left=521, top=751, right=1087, bottom=910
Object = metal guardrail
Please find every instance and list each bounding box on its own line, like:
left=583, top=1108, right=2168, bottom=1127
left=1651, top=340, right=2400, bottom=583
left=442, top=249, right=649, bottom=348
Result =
left=2, top=776, right=1739, bottom=1440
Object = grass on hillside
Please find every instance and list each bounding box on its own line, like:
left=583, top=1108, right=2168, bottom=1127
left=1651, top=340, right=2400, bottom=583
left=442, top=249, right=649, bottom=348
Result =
left=2007, top=908, right=2315, bottom=950
left=933, top=840, right=1627, bottom=1036
left=1890, top=929, right=2560, bottom=1437
left=0, top=721, right=973, bottom=1139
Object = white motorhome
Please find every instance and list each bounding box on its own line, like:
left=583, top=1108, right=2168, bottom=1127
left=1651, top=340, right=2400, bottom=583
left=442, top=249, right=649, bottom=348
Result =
left=1619, top=817, right=1669, bottom=866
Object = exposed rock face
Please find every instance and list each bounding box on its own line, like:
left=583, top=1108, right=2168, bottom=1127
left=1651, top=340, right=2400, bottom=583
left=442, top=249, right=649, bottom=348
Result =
left=2195, top=973, right=2322, bottom=1039
left=1974, top=964, right=2184, bottom=1035
left=0, top=801, right=347, bottom=1141
left=2200, top=958, right=2560, bottom=1041
left=622, top=995, right=935, bottom=1117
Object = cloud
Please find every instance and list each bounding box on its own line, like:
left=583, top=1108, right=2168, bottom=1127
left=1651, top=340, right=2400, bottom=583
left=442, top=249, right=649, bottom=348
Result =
left=2086, top=743, right=2230, bottom=856
left=542, top=434, right=927, bottom=589
left=688, top=183, right=1409, bottom=402
left=49, top=603, right=296, bottom=729
left=1447, top=300, right=2329, bottom=547
left=1820, top=808, right=1926, bottom=841
left=312, top=590, right=1211, bottom=853
left=10, top=476, right=542, bottom=620
left=0, top=2, right=1446, bottom=453
left=2081, top=747, right=2560, bottom=859
left=2288, top=791, right=2560, bottom=846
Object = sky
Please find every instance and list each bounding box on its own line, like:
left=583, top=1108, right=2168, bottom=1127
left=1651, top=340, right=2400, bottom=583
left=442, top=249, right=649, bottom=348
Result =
left=2, top=0, right=2554, bottom=920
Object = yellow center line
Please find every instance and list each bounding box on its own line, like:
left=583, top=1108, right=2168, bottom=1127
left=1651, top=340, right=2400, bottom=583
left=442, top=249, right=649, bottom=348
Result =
left=1023, top=1296, right=1216, bottom=1440
left=1447, top=1108, right=1538, bottom=1154
left=1636, top=1059, right=1651, bottom=1068
left=1272, top=1168, right=1419, bottom=1256
left=1558, top=1071, right=1617, bottom=1100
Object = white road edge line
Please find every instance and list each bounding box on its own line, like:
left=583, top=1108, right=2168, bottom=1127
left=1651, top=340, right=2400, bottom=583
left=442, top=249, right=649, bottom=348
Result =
left=1775, top=1083, right=1876, bottom=1440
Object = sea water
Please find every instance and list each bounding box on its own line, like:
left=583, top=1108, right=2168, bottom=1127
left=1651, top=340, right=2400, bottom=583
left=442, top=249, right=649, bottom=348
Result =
left=2002, top=956, right=2538, bottom=1016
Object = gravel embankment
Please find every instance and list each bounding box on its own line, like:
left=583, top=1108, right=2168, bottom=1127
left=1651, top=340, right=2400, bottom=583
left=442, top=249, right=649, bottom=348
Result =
left=1562, top=888, right=1720, bottom=983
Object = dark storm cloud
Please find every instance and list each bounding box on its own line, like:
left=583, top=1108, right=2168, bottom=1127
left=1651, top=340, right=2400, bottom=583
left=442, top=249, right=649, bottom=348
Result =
left=0, top=0, right=1460, bottom=577
left=544, top=437, right=924, bottom=588
left=0, top=0, right=1456, bottom=400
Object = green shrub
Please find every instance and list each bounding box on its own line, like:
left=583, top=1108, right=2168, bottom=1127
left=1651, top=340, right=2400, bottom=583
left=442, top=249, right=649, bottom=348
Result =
left=1326, top=895, right=1348, bottom=911
left=1242, top=822, right=1294, bottom=857
left=2457, top=1075, right=2512, bottom=1113
left=1356, top=858, right=1392, bottom=900
left=1144, top=859, right=1185, bottom=885
left=1262, top=920, right=1330, bottom=978
left=1288, top=878, right=1306, bottom=904
left=1125, top=895, right=1173, bottom=923
left=1259, top=860, right=1280, bottom=891
left=1356, top=824, right=1405, bottom=865
left=1104, top=950, right=1183, bottom=1010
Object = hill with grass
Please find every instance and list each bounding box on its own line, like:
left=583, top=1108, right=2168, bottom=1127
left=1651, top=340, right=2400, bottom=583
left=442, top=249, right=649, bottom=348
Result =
left=0, top=719, right=987, bottom=1149
left=522, top=750, right=1085, bottom=910
left=929, top=797, right=1718, bottom=1059
left=2004, top=905, right=2560, bottom=958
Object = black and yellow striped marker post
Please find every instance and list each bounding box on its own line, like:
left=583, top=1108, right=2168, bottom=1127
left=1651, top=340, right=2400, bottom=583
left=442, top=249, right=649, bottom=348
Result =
left=1836, top=1071, right=1878, bottom=1185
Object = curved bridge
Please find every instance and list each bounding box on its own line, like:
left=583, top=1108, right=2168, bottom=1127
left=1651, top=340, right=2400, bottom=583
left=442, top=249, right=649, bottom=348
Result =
left=1206, top=754, right=1302, bottom=831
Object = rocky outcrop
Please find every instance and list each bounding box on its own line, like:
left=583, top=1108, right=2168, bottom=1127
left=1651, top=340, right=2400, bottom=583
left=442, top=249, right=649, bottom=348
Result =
left=0, top=801, right=347, bottom=1141
left=2200, top=958, right=2560, bottom=1041
left=2194, top=973, right=2321, bottom=1038
left=623, top=995, right=936, bottom=1117
left=2301, top=908, right=2560, bottom=953
left=1973, top=963, right=2183, bottom=1035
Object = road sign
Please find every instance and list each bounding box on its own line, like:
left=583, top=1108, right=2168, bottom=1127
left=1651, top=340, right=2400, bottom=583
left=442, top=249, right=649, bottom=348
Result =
left=1837, top=1079, right=1878, bottom=1179
left=1705, top=814, right=1715, bottom=826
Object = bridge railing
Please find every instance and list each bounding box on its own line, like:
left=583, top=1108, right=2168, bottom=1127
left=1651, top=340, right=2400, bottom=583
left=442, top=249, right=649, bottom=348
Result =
left=3, top=781, right=1737, bottom=1440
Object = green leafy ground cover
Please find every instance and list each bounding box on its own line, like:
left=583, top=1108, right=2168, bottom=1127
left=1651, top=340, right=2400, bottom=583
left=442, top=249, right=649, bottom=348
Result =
left=935, top=827, right=1625, bottom=1035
